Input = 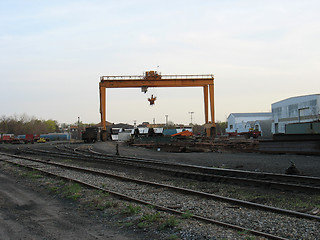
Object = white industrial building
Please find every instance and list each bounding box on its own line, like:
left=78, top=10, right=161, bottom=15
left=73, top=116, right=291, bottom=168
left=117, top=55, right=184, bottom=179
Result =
left=271, top=94, right=320, bottom=134
left=225, top=113, right=272, bottom=134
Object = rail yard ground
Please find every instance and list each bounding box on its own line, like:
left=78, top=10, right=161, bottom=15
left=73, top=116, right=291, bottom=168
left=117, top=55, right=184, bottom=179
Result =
left=93, top=141, right=320, bottom=177
left=0, top=141, right=320, bottom=239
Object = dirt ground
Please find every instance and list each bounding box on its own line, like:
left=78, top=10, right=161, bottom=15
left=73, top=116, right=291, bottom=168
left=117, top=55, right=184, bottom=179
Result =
left=0, top=168, right=146, bottom=240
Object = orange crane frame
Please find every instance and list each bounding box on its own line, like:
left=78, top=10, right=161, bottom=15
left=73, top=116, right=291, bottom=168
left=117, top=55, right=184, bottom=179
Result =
left=99, top=71, right=215, bottom=140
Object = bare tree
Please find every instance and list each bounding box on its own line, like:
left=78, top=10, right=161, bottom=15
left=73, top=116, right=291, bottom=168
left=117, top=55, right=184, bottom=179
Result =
left=0, top=114, right=59, bottom=135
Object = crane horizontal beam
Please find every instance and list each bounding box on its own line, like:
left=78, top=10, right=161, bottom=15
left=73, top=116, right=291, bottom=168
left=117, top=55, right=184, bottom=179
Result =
left=100, top=75, right=214, bottom=88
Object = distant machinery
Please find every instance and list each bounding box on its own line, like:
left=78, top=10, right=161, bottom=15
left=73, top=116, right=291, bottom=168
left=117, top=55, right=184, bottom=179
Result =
left=82, top=126, right=99, bottom=143
left=99, top=71, right=215, bottom=140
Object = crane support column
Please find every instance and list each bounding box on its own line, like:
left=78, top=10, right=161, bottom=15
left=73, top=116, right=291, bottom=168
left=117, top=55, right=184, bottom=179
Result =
left=203, top=85, right=209, bottom=124
left=209, top=84, right=215, bottom=125
left=99, top=83, right=107, bottom=141
left=209, top=83, right=216, bottom=137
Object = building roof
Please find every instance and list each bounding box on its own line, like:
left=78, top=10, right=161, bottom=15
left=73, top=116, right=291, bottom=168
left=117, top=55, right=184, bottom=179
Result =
left=109, top=123, right=134, bottom=129
left=272, top=94, right=320, bottom=106
left=245, top=121, right=255, bottom=127
left=228, top=112, right=272, bottom=118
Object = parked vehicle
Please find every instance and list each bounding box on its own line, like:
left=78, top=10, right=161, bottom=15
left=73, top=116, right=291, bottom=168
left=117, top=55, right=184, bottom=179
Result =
left=17, top=134, right=37, bottom=143
left=37, top=138, right=46, bottom=143
left=0, top=134, right=24, bottom=144
left=82, top=127, right=99, bottom=143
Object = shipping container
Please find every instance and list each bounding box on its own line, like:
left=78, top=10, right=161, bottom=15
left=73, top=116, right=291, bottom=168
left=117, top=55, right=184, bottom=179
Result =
left=286, top=122, right=320, bottom=134
left=40, top=133, right=70, bottom=141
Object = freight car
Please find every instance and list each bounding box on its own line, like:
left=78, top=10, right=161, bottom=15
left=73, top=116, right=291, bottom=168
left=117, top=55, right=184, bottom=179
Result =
left=82, top=127, right=99, bottom=143
left=39, top=133, right=70, bottom=141
left=0, top=134, right=24, bottom=144
left=17, top=134, right=38, bottom=143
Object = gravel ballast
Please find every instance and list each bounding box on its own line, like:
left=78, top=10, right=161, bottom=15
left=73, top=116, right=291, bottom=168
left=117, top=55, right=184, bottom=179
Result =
left=2, top=154, right=319, bottom=240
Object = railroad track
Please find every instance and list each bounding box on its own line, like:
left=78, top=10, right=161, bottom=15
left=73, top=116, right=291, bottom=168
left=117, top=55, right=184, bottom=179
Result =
left=1, top=152, right=319, bottom=240
left=20, top=145, right=320, bottom=193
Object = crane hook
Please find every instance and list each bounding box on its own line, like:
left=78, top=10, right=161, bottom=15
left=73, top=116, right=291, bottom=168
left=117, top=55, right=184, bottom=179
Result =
left=148, top=94, right=157, bottom=105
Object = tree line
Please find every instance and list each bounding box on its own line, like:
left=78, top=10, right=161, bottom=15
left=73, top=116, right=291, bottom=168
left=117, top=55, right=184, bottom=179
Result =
left=0, top=115, right=59, bottom=135
left=0, top=114, right=227, bottom=136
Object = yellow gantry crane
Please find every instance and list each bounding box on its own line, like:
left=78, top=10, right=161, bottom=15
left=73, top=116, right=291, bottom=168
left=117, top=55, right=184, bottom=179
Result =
left=99, top=71, right=215, bottom=140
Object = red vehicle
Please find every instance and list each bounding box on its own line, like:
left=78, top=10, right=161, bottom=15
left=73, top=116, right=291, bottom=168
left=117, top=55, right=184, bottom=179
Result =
left=0, top=134, right=24, bottom=144
left=24, top=134, right=35, bottom=143
left=0, top=134, right=39, bottom=144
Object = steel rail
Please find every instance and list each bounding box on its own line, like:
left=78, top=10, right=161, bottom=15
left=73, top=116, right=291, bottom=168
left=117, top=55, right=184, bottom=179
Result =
left=83, top=148, right=320, bottom=192
left=0, top=153, right=289, bottom=240
left=90, top=149, right=320, bottom=183
left=19, top=147, right=320, bottom=193
left=2, top=152, right=319, bottom=222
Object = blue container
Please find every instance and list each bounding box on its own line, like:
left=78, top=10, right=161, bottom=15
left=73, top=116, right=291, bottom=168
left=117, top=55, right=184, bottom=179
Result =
left=40, top=133, right=70, bottom=141
left=163, top=129, right=177, bottom=136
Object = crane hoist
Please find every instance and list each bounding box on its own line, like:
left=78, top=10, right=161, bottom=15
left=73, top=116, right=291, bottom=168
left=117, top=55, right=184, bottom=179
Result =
left=99, top=71, right=215, bottom=140
left=148, top=94, right=157, bottom=105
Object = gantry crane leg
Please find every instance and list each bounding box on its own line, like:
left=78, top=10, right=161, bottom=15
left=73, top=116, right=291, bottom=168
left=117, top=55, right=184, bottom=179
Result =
left=203, top=85, right=209, bottom=124
left=209, top=83, right=216, bottom=137
left=209, top=84, right=215, bottom=125
left=203, top=84, right=216, bottom=138
left=99, top=84, right=108, bottom=141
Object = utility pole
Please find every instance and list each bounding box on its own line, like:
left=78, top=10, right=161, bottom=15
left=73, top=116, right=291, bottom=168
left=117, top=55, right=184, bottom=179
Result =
left=165, top=115, right=168, bottom=126
left=188, top=112, right=194, bottom=125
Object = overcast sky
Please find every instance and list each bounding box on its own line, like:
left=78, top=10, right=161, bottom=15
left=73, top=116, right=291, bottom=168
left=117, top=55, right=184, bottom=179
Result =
left=1, top=0, right=319, bottom=125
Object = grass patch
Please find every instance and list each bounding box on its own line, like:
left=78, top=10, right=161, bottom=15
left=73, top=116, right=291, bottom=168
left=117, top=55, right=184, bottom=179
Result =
left=147, top=204, right=155, bottom=209
left=137, top=212, right=161, bottom=228
left=290, top=196, right=320, bottom=209
left=61, top=183, right=82, bottom=200
left=181, top=210, right=193, bottom=219
left=22, top=170, right=43, bottom=179
left=95, top=200, right=114, bottom=210
left=122, top=204, right=141, bottom=215
left=142, top=213, right=161, bottom=222
left=137, top=221, right=151, bottom=228
left=292, top=199, right=313, bottom=208
left=61, top=159, right=73, bottom=163
left=245, top=236, right=256, bottom=240
left=96, top=189, right=110, bottom=198
left=167, top=235, right=179, bottom=240
left=122, top=222, right=134, bottom=227
left=159, top=216, right=180, bottom=230
left=48, top=185, right=60, bottom=193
